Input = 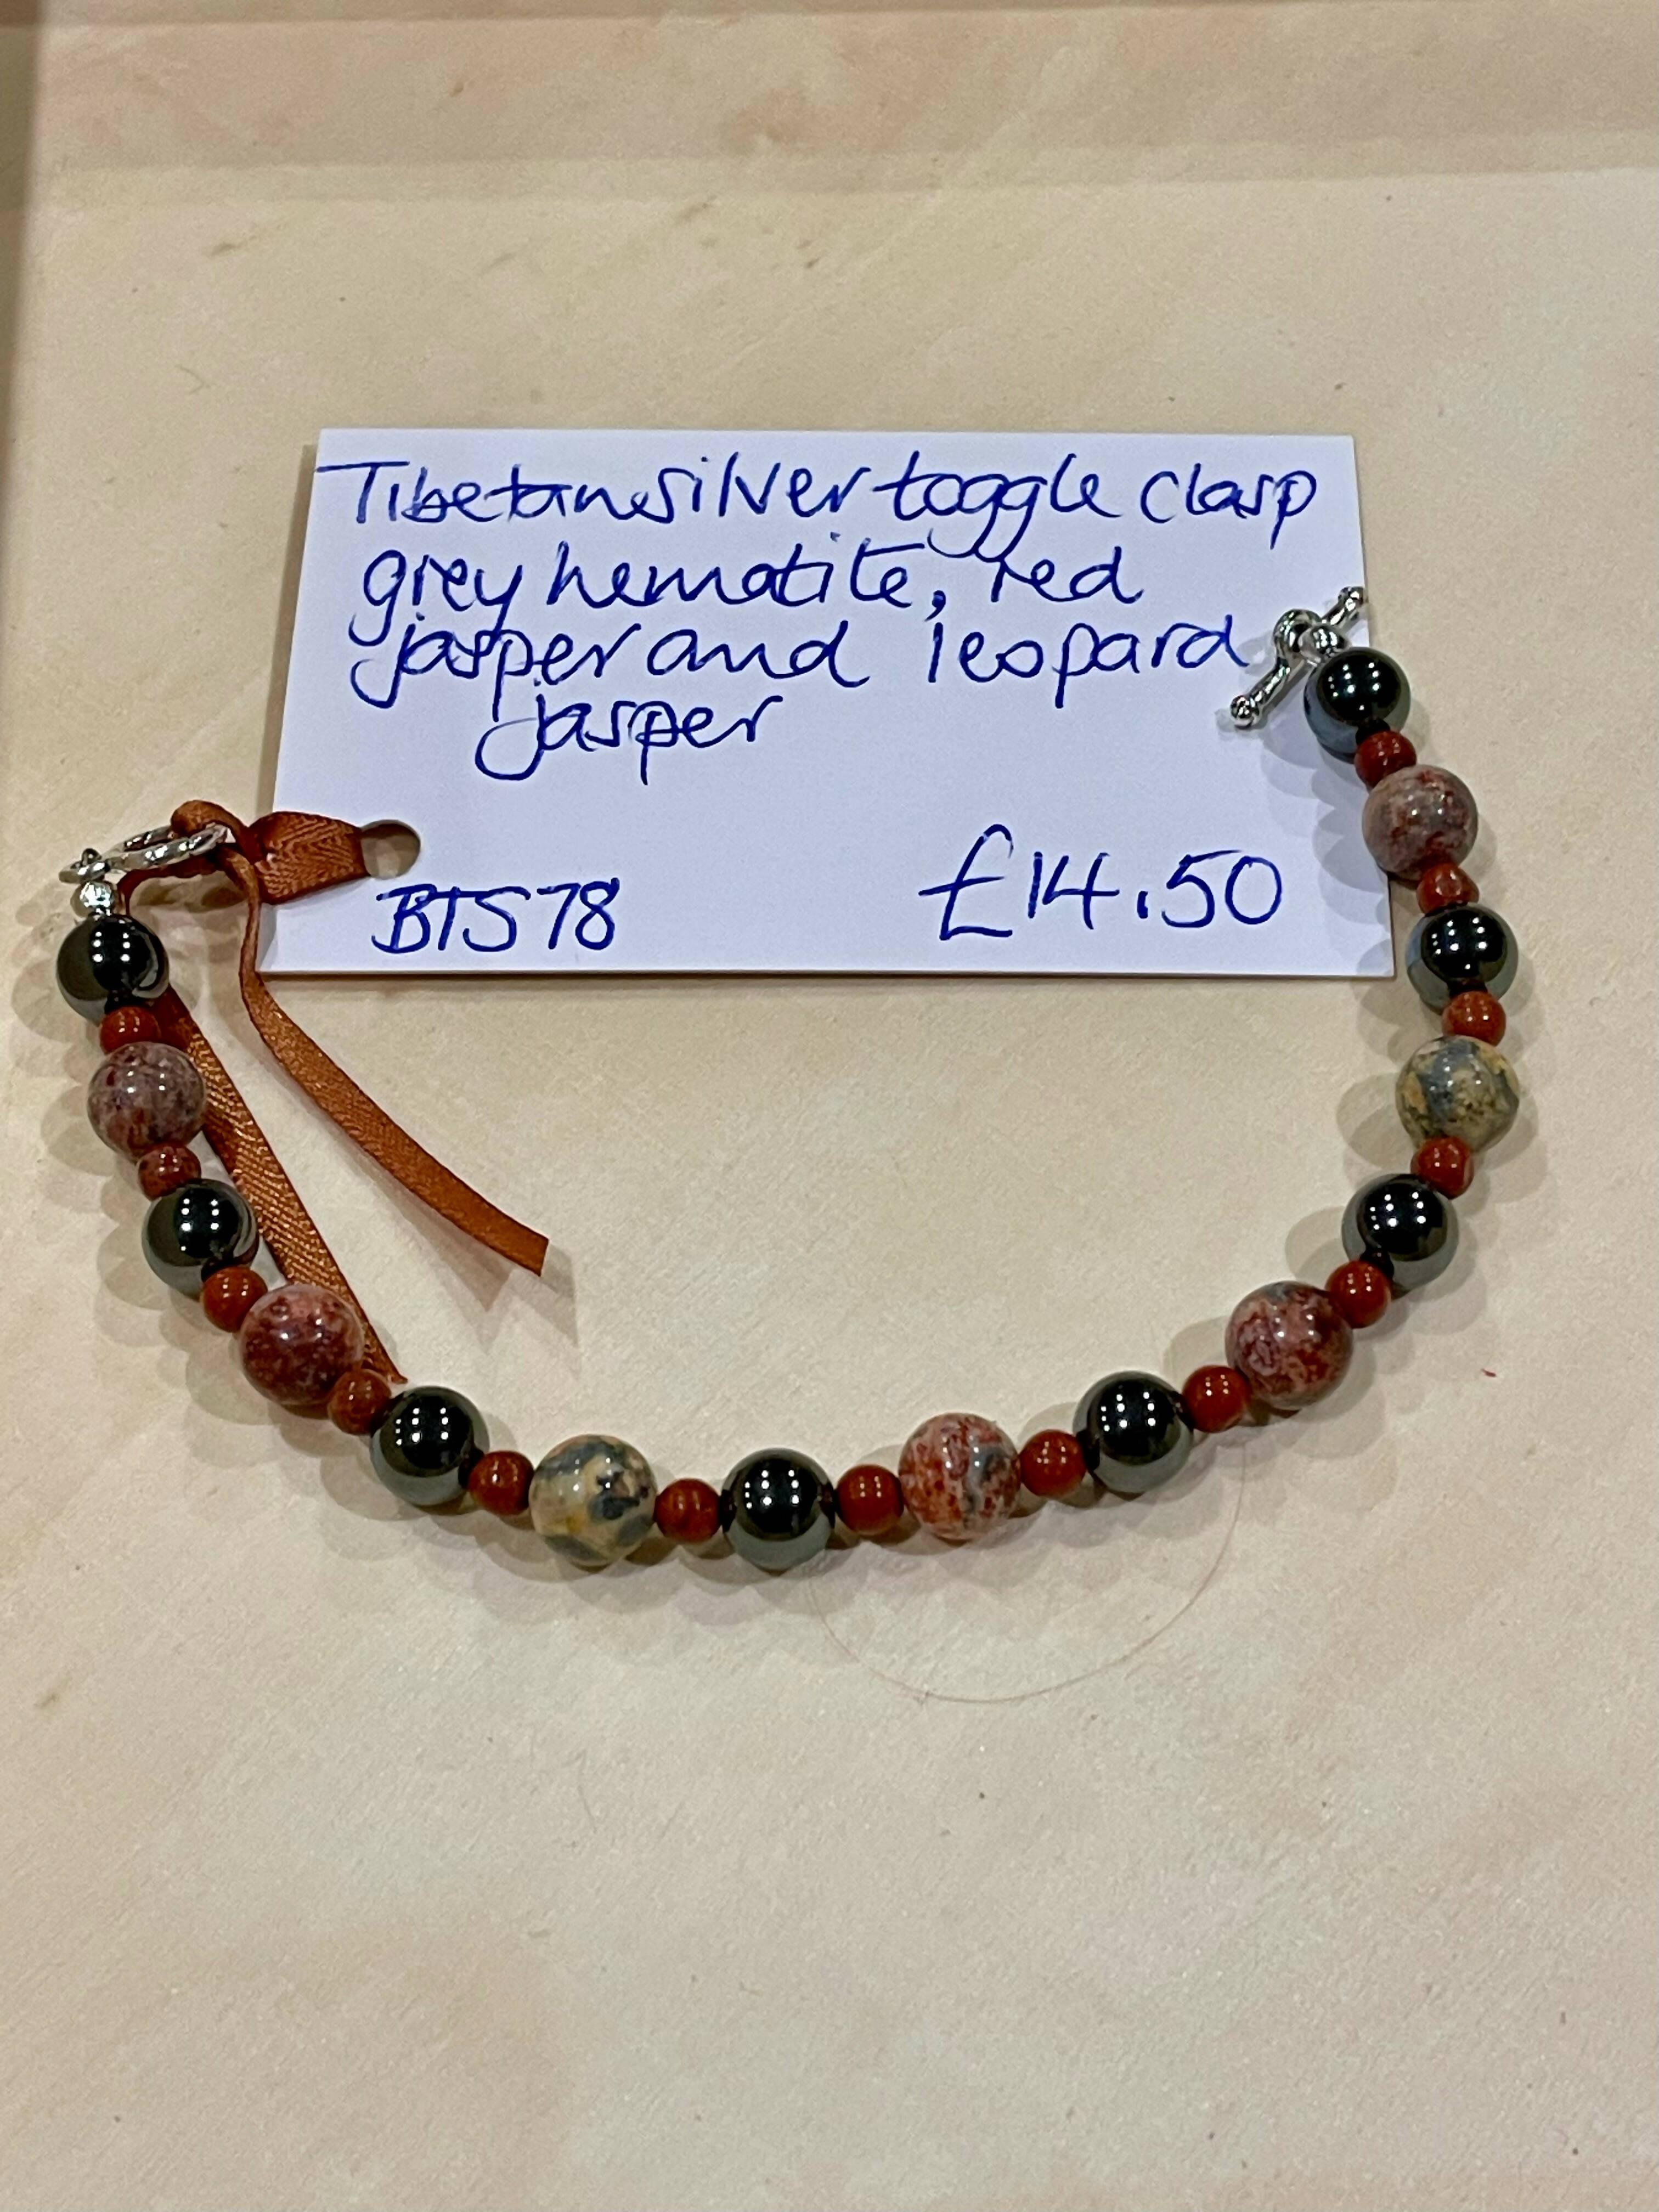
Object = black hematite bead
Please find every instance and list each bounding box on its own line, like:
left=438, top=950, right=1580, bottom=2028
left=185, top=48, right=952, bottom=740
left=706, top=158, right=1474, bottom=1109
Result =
left=57, top=914, right=168, bottom=1020
left=1304, top=648, right=1411, bottom=760
left=141, top=1178, right=259, bottom=1293
left=1406, top=904, right=1517, bottom=1009
left=1341, top=1173, right=1459, bottom=1292
left=369, top=1387, right=487, bottom=1506
left=721, top=1448, right=835, bottom=1570
left=1073, top=1372, right=1193, bottom=1497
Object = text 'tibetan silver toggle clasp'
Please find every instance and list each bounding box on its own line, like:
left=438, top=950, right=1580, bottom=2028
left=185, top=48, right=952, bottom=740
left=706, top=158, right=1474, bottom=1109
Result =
left=58, top=822, right=230, bottom=918
left=1229, top=585, right=1367, bottom=729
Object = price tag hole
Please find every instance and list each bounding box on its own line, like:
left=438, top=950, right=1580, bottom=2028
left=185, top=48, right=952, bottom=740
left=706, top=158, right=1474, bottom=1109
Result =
left=361, top=822, right=421, bottom=880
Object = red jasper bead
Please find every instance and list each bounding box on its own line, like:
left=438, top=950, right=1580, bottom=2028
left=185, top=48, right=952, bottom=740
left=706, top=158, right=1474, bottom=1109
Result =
left=469, top=1450, right=532, bottom=1516
left=836, top=1463, right=905, bottom=1533
left=1181, top=1365, right=1252, bottom=1433
left=655, top=1478, right=722, bottom=1545
left=100, top=1003, right=161, bottom=1051
left=137, top=1142, right=201, bottom=1200
left=1412, top=1133, right=1475, bottom=1198
left=1017, top=1428, right=1086, bottom=1497
left=201, top=1264, right=267, bottom=1333
left=1443, top=989, right=1506, bottom=1046
left=327, top=1365, right=394, bottom=1436
left=1417, top=863, right=1479, bottom=913
left=1325, top=1259, right=1392, bottom=1329
left=1354, top=729, right=1417, bottom=788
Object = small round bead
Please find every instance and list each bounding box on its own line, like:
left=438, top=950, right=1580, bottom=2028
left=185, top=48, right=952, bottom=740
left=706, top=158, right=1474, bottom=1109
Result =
left=469, top=1450, right=533, bottom=1517
left=1074, top=1373, right=1193, bottom=1496
left=1443, top=990, right=1507, bottom=1046
left=1017, top=1427, right=1088, bottom=1496
left=1361, top=765, right=1478, bottom=881
left=1354, top=729, right=1417, bottom=787
left=327, top=1365, right=394, bottom=1436
left=1342, top=1173, right=1459, bottom=1292
left=142, top=1178, right=258, bottom=1293
left=898, top=1413, right=1022, bottom=1541
left=200, top=1263, right=267, bottom=1333
left=370, top=1387, right=487, bottom=1506
left=99, top=1003, right=160, bottom=1051
left=56, top=913, right=168, bottom=1021
left=655, top=1477, right=723, bottom=1546
left=529, top=1435, right=657, bottom=1564
left=87, top=1041, right=206, bottom=1159
left=1397, top=1034, right=1521, bottom=1153
left=1407, top=905, right=1517, bottom=1008
left=1225, top=1282, right=1352, bottom=1412
left=1180, top=1365, right=1251, bottom=1434
left=1305, top=648, right=1410, bottom=760
left=836, top=1463, right=906, bottom=1532
left=1413, top=1134, right=1475, bottom=1198
left=238, top=1282, right=366, bottom=1408
left=137, top=1142, right=201, bottom=1200
left=721, top=1449, right=836, bottom=1571
left=1324, top=1259, right=1392, bottom=1329
left=1417, top=863, right=1478, bottom=914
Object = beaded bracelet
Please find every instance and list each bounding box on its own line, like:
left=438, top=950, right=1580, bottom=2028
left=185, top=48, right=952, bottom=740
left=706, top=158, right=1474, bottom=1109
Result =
left=56, top=587, right=1521, bottom=1572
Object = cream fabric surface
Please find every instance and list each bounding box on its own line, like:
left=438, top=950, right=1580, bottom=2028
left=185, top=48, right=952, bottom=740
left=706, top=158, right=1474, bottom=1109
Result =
left=1, top=5, right=1655, bottom=2208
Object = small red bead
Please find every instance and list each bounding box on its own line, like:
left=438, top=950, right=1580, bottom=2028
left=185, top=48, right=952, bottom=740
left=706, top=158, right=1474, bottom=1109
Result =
left=100, top=1003, right=160, bottom=1051
left=1444, top=990, right=1506, bottom=1046
left=137, top=1142, right=201, bottom=1199
left=469, top=1450, right=532, bottom=1516
left=1417, top=863, right=1479, bottom=913
left=655, top=1478, right=722, bottom=1545
left=836, top=1463, right=905, bottom=1533
left=1354, top=729, right=1417, bottom=788
left=327, top=1366, right=394, bottom=1436
left=1181, top=1365, right=1252, bottom=1432
left=1325, top=1260, right=1392, bottom=1329
left=201, top=1264, right=267, bottom=1333
left=1016, top=1429, right=1087, bottom=1496
left=1412, top=1133, right=1475, bottom=1198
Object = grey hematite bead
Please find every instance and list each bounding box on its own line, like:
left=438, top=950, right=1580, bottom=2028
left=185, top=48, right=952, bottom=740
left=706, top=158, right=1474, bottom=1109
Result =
left=529, top=1435, right=657, bottom=1564
left=1396, top=1035, right=1521, bottom=1153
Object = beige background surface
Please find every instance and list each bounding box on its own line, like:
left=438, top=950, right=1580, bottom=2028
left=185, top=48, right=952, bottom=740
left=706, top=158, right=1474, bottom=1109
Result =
left=2, top=5, right=1656, bottom=2209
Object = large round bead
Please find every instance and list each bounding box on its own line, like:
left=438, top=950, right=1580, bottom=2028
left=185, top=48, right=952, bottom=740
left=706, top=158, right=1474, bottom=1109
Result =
left=1396, top=1035, right=1520, bottom=1154
left=141, top=1178, right=258, bottom=1293
left=1304, top=648, right=1410, bottom=760
left=529, top=1435, right=657, bottom=1565
left=1074, top=1372, right=1193, bottom=1497
left=897, top=1412, right=1021, bottom=1542
left=1342, top=1173, right=1459, bottom=1292
left=369, top=1387, right=487, bottom=1506
left=720, top=1449, right=835, bottom=1571
left=238, top=1283, right=366, bottom=1408
left=86, top=1041, right=206, bottom=1159
left=1224, top=1281, right=1352, bottom=1413
left=57, top=914, right=168, bottom=1020
left=1361, top=765, right=1477, bottom=881
left=1406, top=905, right=1517, bottom=1009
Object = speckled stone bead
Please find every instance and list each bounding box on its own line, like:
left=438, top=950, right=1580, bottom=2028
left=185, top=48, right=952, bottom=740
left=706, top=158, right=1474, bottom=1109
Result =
left=898, top=1413, right=1022, bottom=1541
left=1074, top=1373, right=1193, bottom=1496
left=1361, top=765, right=1477, bottom=881
left=238, top=1283, right=367, bottom=1408
left=1407, top=905, right=1517, bottom=1009
left=529, top=1435, right=657, bottom=1564
left=370, top=1387, right=487, bottom=1506
left=1305, top=648, right=1410, bottom=760
left=1342, top=1174, right=1459, bottom=1292
left=1225, top=1281, right=1352, bottom=1412
left=1396, top=1035, right=1520, bottom=1153
left=57, top=914, right=168, bottom=1021
left=721, top=1449, right=836, bottom=1570
left=87, top=1041, right=206, bottom=1159
left=142, top=1178, right=258, bottom=1293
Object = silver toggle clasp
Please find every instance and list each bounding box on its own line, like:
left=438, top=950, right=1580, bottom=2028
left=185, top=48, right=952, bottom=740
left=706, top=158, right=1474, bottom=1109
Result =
left=58, top=821, right=230, bottom=917
left=1229, top=584, right=1367, bottom=729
